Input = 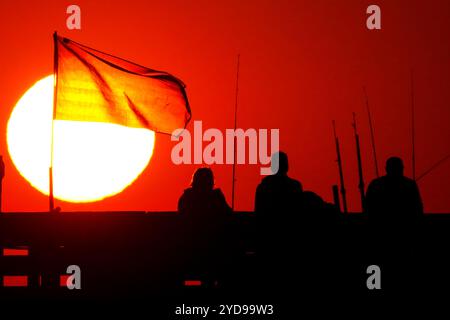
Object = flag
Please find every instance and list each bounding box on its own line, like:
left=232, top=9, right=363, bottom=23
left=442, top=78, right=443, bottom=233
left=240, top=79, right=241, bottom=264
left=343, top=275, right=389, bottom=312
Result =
left=54, top=34, right=191, bottom=134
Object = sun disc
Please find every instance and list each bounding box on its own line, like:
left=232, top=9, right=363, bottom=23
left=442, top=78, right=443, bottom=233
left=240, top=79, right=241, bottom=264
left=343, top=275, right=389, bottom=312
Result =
left=7, top=75, right=155, bottom=203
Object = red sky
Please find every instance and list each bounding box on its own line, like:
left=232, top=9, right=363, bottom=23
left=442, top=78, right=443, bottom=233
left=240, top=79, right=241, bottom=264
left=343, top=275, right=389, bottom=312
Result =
left=0, top=0, right=449, bottom=213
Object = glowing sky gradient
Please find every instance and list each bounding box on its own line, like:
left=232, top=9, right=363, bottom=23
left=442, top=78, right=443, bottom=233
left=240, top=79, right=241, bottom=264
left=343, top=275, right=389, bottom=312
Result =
left=0, top=0, right=449, bottom=212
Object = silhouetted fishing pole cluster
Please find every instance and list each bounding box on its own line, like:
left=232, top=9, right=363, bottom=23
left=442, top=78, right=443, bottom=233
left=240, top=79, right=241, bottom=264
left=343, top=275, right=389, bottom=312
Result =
left=330, top=80, right=449, bottom=214
left=332, top=113, right=368, bottom=214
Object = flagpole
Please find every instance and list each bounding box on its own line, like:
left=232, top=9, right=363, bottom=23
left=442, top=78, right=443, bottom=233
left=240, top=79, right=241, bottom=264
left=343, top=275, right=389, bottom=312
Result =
left=50, top=31, right=58, bottom=212
left=231, top=54, right=240, bottom=211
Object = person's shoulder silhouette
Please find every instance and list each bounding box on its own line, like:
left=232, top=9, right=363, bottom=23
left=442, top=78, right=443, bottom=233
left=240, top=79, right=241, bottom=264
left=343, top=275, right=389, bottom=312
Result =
left=301, top=191, right=325, bottom=212
left=366, top=156, right=423, bottom=224
left=255, top=151, right=303, bottom=214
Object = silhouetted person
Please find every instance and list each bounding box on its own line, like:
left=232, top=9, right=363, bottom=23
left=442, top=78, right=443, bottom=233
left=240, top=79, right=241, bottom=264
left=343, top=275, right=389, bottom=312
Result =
left=366, top=156, right=423, bottom=226
left=255, top=151, right=337, bottom=222
left=254, top=152, right=347, bottom=295
left=254, top=151, right=305, bottom=246
left=255, top=151, right=303, bottom=216
left=253, top=152, right=303, bottom=292
left=365, top=157, right=423, bottom=292
left=178, top=167, right=231, bottom=218
left=178, top=167, right=231, bottom=287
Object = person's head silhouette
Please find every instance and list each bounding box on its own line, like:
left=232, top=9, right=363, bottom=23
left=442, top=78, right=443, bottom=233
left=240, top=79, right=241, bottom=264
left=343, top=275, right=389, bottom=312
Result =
left=386, top=157, right=404, bottom=177
left=271, top=151, right=289, bottom=175
left=191, top=167, right=214, bottom=191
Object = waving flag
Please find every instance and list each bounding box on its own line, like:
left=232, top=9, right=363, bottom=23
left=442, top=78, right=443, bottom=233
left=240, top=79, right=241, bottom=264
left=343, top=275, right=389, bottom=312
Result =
left=54, top=34, right=191, bottom=134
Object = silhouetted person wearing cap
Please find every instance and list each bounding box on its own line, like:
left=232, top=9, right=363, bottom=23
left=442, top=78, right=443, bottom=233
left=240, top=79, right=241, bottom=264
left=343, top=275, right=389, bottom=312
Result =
left=366, top=156, right=423, bottom=226
left=178, top=167, right=231, bottom=287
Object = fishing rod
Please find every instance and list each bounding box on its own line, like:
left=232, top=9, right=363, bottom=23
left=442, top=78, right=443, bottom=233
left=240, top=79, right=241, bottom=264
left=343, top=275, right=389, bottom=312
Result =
left=363, top=87, right=380, bottom=178
left=408, top=71, right=450, bottom=185
left=411, top=70, right=416, bottom=180
left=332, top=120, right=348, bottom=214
left=231, top=54, right=240, bottom=211
left=352, top=112, right=366, bottom=213
left=417, top=153, right=450, bottom=182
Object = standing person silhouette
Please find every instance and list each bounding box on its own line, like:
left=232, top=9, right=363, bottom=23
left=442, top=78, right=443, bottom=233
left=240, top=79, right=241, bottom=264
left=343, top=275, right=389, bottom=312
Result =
left=178, top=167, right=231, bottom=287
left=365, top=156, right=423, bottom=292
left=254, top=151, right=303, bottom=293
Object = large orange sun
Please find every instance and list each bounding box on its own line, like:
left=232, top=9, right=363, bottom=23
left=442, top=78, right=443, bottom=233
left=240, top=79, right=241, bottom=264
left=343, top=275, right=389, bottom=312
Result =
left=7, top=75, right=156, bottom=203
